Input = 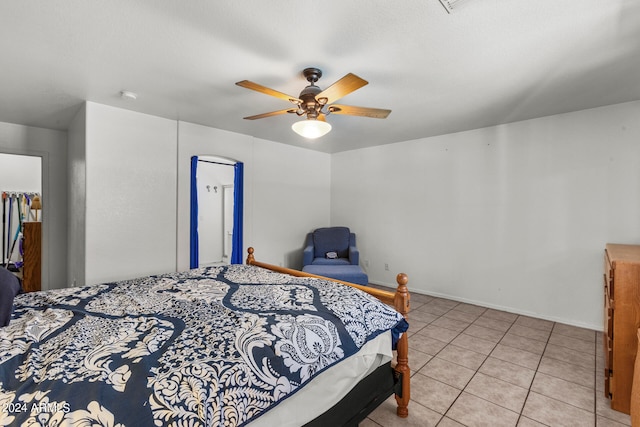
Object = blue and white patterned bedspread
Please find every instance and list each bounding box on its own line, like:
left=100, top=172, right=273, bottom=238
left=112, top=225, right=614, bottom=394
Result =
left=0, top=264, right=408, bottom=426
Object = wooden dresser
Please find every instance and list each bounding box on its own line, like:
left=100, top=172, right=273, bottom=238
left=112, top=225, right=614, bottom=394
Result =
left=21, top=221, right=42, bottom=293
left=604, top=243, right=640, bottom=414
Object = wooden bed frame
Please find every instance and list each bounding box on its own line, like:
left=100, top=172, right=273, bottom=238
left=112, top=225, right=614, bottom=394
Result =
left=246, top=247, right=411, bottom=419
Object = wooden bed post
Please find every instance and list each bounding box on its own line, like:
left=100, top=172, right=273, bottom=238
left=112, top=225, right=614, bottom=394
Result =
left=246, top=247, right=255, bottom=265
left=394, top=273, right=410, bottom=418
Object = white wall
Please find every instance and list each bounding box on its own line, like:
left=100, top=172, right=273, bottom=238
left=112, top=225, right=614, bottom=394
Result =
left=0, top=121, right=68, bottom=290
left=83, top=102, right=177, bottom=284
left=250, top=137, right=332, bottom=268
left=64, top=105, right=331, bottom=285
left=67, top=104, right=86, bottom=287
left=331, top=100, right=640, bottom=330
left=0, top=153, right=41, bottom=190
left=177, top=122, right=331, bottom=270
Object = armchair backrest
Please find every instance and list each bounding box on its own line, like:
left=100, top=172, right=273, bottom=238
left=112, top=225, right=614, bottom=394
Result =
left=313, top=227, right=351, bottom=259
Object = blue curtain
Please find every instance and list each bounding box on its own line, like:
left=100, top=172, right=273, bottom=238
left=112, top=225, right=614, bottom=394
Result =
left=231, top=162, right=244, bottom=264
left=189, top=156, right=199, bottom=269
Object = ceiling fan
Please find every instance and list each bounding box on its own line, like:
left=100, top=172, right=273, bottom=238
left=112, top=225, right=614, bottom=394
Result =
left=236, top=68, right=391, bottom=139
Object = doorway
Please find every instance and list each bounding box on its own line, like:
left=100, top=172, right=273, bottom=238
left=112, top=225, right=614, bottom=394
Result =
left=0, top=153, right=43, bottom=290
left=190, top=156, right=243, bottom=268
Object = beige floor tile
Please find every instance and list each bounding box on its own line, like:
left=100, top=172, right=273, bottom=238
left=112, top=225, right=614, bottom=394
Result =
left=515, top=316, right=554, bottom=332
left=450, top=333, right=497, bottom=355
left=437, top=344, right=487, bottom=370
left=409, top=292, right=434, bottom=304
left=360, top=418, right=381, bottom=427
left=500, top=332, right=547, bottom=355
left=446, top=392, right=520, bottom=427
left=463, top=324, right=506, bottom=343
left=409, top=334, right=448, bottom=356
left=548, top=332, right=596, bottom=354
left=473, top=315, right=514, bottom=333
left=452, top=303, right=487, bottom=316
left=522, top=392, right=594, bottom=427
left=407, top=300, right=426, bottom=311
left=537, top=356, right=595, bottom=388
left=366, top=396, right=442, bottom=427
left=431, top=316, right=471, bottom=333
left=406, top=318, right=428, bottom=336
left=508, top=323, right=552, bottom=342
left=419, top=357, right=475, bottom=389
left=595, top=393, right=631, bottom=426
left=552, top=323, right=596, bottom=343
left=415, top=324, right=460, bottom=343
left=478, top=356, right=536, bottom=389
left=596, top=372, right=605, bottom=393
left=482, top=308, right=519, bottom=324
left=443, top=309, right=480, bottom=324
left=410, top=373, right=461, bottom=414
left=530, top=372, right=594, bottom=411
left=406, top=348, right=432, bottom=373
left=543, top=343, right=595, bottom=370
left=430, top=298, right=459, bottom=309
left=517, top=416, right=547, bottom=426
left=491, top=344, right=542, bottom=370
left=464, top=372, right=528, bottom=413
left=416, top=303, right=452, bottom=317
left=410, top=309, right=440, bottom=325
left=437, top=417, right=465, bottom=427
left=596, top=415, right=632, bottom=427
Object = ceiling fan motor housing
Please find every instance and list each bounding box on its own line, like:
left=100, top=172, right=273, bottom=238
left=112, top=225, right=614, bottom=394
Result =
left=298, top=84, right=323, bottom=118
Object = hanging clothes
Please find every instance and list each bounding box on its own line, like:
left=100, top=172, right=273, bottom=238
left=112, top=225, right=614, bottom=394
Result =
left=5, top=195, right=13, bottom=268
left=1, top=192, right=40, bottom=268
left=2, top=193, right=6, bottom=267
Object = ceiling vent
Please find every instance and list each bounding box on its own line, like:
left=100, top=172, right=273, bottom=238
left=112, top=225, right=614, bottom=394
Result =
left=438, top=0, right=468, bottom=13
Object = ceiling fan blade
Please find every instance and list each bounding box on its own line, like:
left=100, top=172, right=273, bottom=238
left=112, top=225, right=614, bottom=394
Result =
left=243, top=108, right=297, bottom=120
left=316, top=73, right=368, bottom=105
left=327, top=104, right=391, bottom=119
left=236, top=80, right=302, bottom=105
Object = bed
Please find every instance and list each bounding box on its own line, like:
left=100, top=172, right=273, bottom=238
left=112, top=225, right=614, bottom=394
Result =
left=0, top=247, right=410, bottom=426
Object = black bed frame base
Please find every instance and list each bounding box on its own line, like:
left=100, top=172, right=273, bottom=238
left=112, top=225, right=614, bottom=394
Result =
left=304, top=362, right=400, bottom=427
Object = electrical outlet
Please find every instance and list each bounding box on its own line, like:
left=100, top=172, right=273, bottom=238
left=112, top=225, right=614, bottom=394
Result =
left=364, top=260, right=369, bottom=268
left=384, top=263, right=389, bottom=271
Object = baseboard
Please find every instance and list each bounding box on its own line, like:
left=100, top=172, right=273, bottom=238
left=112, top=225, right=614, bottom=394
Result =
left=368, top=280, right=602, bottom=332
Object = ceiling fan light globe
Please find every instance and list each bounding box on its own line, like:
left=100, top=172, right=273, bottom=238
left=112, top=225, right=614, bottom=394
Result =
left=292, top=119, right=332, bottom=139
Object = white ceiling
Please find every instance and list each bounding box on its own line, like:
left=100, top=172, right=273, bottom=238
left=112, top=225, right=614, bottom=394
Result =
left=0, top=0, right=638, bottom=153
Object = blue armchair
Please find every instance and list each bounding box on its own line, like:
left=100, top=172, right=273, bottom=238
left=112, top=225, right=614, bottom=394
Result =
left=303, top=227, right=360, bottom=266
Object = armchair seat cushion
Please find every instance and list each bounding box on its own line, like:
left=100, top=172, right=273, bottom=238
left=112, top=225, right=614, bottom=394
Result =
left=302, top=265, right=369, bottom=286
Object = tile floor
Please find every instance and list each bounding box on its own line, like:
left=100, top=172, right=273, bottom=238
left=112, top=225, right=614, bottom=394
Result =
left=361, top=290, right=632, bottom=427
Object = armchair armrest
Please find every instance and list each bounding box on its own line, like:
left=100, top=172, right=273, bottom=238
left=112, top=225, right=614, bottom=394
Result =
left=349, top=233, right=359, bottom=265
left=303, top=233, right=314, bottom=266
left=349, top=245, right=359, bottom=265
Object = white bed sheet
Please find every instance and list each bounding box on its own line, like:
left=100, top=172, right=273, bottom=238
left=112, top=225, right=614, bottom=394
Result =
left=249, top=331, right=393, bottom=427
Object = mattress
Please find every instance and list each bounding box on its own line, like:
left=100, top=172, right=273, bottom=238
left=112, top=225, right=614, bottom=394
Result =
left=249, top=331, right=393, bottom=426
